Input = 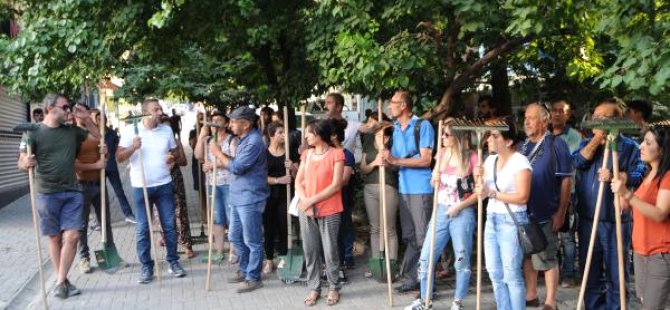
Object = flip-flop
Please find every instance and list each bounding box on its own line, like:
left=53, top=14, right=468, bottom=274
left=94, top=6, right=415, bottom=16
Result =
left=304, top=290, right=320, bottom=307
left=326, top=290, right=339, bottom=306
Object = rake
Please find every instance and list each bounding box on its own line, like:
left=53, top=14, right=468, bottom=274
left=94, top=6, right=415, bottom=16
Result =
left=577, top=117, right=637, bottom=310
left=450, top=118, right=509, bottom=310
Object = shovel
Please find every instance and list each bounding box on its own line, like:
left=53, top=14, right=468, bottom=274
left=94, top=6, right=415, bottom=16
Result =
left=94, top=95, right=121, bottom=273
left=278, top=106, right=305, bottom=283
left=368, top=103, right=398, bottom=298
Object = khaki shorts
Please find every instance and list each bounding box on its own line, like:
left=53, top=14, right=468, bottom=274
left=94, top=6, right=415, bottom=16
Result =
left=634, top=252, right=670, bottom=310
left=528, top=221, right=558, bottom=271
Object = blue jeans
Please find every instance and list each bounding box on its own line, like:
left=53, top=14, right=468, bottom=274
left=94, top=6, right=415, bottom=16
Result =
left=209, top=185, right=230, bottom=227
left=229, top=201, right=265, bottom=281
left=132, top=182, right=179, bottom=268
left=578, top=218, right=631, bottom=310
left=484, top=212, right=527, bottom=310
left=106, top=169, right=134, bottom=218
left=559, top=223, right=577, bottom=279
left=419, top=204, right=475, bottom=301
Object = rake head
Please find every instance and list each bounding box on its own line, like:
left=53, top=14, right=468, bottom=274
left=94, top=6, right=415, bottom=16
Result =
left=581, top=117, right=637, bottom=131
left=13, top=122, right=41, bottom=133
left=449, top=118, right=509, bottom=132
left=119, top=114, right=146, bottom=124
left=649, top=119, right=670, bottom=128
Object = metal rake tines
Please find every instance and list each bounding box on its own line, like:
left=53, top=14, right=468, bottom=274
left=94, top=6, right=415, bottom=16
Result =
left=580, top=117, right=637, bottom=130
left=650, top=119, right=670, bottom=128
left=449, top=118, right=509, bottom=132
left=119, top=114, right=147, bottom=124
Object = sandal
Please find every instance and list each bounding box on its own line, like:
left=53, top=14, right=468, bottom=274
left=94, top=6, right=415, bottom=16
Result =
left=304, top=290, right=320, bottom=307
left=326, top=290, right=340, bottom=306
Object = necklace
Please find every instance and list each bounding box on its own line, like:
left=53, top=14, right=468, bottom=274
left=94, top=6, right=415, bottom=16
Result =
left=521, top=131, right=549, bottom=166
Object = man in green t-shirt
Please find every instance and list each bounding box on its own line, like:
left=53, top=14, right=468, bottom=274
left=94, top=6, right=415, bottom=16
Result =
left=18, top=93, right=100, bottom=299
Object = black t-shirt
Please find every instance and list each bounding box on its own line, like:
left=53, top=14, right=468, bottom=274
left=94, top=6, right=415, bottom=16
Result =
left=266, top=149, right=298, bottom=201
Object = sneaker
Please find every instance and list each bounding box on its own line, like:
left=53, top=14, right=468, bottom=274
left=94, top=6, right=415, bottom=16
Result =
left=125, top=216, right=137, bottom=224
left=53, top=282, right=68, bottom=299
left=236, top=280, right=263, bottom=293
left=79, top=258, right=92, bottom=274
left=338, top=269, right=348, bottom=283
left=168, top=261, right=186, bottom=278
left=450, top=300, right=463, bottom=310
left=227, top=271, right=246, bottom=283
left=404, top=299, right=431, bottom=310
left=138, top=266, right=154, bottom=284
left=64, top=279, right=81, bottom=296
left=395, top=282, right=420, bottom=294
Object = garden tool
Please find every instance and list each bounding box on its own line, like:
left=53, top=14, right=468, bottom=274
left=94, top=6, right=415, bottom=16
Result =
left=125, top=114, right=161, bottom=282
left=451, top=118, right=509, bottom=310
left=424, top=120, right=444, bottom=308
left=206, top=129, right=218, bottom=291
left=278, top=106, right=305, bottom=283
left=577, top=117, right=637, bottom=310
left=15, top=124, right=48, bottom=310
left=94, top=97, right=121, bottom=273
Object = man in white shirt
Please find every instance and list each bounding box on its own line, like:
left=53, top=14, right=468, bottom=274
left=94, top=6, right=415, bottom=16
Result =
left=116, top=98, right=186, bottom=284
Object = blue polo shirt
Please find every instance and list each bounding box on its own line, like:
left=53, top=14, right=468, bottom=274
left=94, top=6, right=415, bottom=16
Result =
left=228, top=128, right=269, bottom=206
left=391, top=115, right=435, bottom=194
left=518, top=134, right=573, bottom=223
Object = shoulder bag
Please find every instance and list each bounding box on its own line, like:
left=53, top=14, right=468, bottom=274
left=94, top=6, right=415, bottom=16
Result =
left=493, top=156, right=548, bottom=255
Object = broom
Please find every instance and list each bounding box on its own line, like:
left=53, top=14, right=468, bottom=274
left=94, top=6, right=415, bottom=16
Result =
left=450, top=118, right=509, bottom=310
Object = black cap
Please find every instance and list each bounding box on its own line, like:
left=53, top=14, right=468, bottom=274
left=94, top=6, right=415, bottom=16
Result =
left=229, top=106, right=257, bottom=122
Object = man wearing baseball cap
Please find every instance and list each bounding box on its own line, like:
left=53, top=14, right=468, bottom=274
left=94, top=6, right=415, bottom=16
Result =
left=210, top=105, right=269, bottom=293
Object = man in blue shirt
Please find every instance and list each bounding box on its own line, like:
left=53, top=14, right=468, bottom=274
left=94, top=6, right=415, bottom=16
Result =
left=573, top=98, right=644, bottom=310
left=519, top=103, right=573, bottom=310
left=382, top=90, right=435, bottom=293
left=550, top=99, right=583, bottom=289
left=210, top=106, right=269, bottom=293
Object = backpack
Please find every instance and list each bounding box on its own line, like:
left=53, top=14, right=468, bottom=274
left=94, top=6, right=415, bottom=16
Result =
left=405, top=119, right=439, bottom=168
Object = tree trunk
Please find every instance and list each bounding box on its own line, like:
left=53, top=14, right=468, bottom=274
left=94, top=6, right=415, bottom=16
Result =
left=490, top=59, right=511, bottom=116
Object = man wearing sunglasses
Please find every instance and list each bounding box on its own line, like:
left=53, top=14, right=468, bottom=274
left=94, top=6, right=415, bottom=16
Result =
left=18, top=93, right=100, bottom=299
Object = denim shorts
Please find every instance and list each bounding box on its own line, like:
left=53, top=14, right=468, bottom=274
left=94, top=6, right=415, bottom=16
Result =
left=36, top=191, right=84, bottom=236
left=209, top=185, right=230, bottom=226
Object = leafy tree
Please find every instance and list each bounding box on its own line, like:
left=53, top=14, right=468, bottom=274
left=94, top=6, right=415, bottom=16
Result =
left=306, top=0, right=606, bottom=119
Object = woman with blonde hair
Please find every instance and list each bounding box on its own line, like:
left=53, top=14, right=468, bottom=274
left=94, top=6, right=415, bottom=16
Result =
left=405, top=118, right=478, bottom=310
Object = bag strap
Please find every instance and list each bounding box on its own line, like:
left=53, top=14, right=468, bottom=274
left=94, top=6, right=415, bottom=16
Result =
left=493, top=156, right=522, bottom=228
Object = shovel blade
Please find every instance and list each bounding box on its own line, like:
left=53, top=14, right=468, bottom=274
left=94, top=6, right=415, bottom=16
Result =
left=368, top=253, right=399, bottom=283
left=277, top=244, right=305, bottom=283
left=94, top=242, right=121, bottom=274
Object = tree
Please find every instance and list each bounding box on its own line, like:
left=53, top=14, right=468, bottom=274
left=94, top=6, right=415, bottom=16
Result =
left=306, top=0, right=607, bottom=119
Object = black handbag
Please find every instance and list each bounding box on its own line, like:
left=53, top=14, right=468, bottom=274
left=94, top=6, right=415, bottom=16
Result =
left=493, top=157, right=548, bottom=255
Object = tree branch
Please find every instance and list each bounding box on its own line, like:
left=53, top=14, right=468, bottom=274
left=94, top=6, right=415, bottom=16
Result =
left=423, top=35, right=532, bottom=120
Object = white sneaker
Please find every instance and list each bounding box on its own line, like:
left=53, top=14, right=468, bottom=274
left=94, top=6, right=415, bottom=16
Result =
left=79, top=258, right=92, bottom=274
left=404, top=299, right=431, bottom=310
left=451, top=300, right=463, bottom=310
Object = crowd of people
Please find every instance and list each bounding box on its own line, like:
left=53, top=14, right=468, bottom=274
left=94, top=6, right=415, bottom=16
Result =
left=17, top=91, right=670, bottom=310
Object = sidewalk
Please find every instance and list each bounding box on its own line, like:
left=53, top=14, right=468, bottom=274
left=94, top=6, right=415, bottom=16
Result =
left=0, top=111, right=641, bottom=309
